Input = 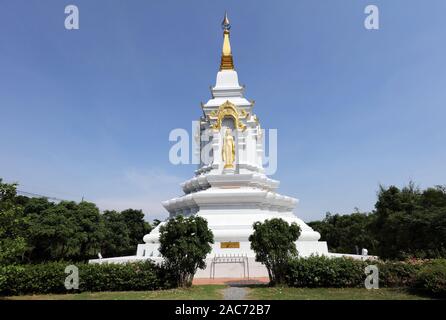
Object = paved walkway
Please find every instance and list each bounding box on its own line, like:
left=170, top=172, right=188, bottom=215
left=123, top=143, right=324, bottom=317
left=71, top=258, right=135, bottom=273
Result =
left=193, top=277, right=270, bottom=300
left=223, top=287, right=248, bottom=300
left=192, top=277, right=269, bottom=285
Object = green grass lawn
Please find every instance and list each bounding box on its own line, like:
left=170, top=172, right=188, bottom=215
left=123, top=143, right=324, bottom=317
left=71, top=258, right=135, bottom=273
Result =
left=247, top=286, right=432, bottom=300
left=4, top=285, right=432, bottom=300
left=4, top=285, right=225, bottom=300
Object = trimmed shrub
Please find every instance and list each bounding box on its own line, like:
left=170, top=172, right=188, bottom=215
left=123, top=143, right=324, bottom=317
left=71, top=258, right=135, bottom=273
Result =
left=1, top=263, right=66, bottom=295
left=79, top=262, right=161, bottom=292
left=286, top=256, right=431, bottom=289
left=286, top=256, right=368, bottom=288
left=415, top=259, right=446, bottom=297
left=0, top=261, right=164, bottom=296
left=376, top=261, right=422, bottom=288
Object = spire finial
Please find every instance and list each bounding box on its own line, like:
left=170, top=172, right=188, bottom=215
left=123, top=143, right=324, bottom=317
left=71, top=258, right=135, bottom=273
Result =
left=219, top=12, right=235, bottom=71
left=222, top=11, right=231, bottom=31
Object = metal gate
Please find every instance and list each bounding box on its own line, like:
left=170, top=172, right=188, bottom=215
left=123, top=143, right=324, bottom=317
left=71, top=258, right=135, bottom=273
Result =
left=209, top=254, right=249, bottom=279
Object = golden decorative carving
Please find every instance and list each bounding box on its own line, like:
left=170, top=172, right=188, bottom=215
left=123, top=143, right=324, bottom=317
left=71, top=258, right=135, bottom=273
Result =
left=239, top=109, right=248, bottom=118
left=220, top=53, right=234, bottom=70
left=209, top=110, right=218, bottom=118
left=210, top=100, right=246, bottom=131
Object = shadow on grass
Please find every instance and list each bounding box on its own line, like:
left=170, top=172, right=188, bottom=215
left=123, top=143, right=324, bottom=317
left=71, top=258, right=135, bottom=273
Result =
left=406, top=287, right=444, bottom=300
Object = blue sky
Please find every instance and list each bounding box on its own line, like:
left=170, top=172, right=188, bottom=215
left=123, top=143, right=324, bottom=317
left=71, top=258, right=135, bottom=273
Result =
left=1, top=0, right=446, bottom=222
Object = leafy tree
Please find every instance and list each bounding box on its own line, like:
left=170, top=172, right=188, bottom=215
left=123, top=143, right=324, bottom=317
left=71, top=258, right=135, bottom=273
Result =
left=101, top=210, right=131, bottom=258
left=159, top=215, right=213, bottom=287
left=120, top=209, right=152, bottom=253
left=310, top=183, right=446, bottom=260
left=25, top=200, right=104, bottom=262
left=420, top=186, right=446, bottom=207
left=308, top=211, right=377, bottom=255
left=27, top=201, right=79, bottom=261
left=72, top=201, right=104, bottom=261
left=23, top=197, right=53, bottom=217
left=22, top=197, right=54, bottom=262
left=249, top=218, right=301, bottom=285
left=371, top=183, right=446, bottom=259
left=99, top=209, right=151, bottom=258
left=14, top=195, right=31, bottom=207
left=0, top=179, right=27, bottom=265
left=0, top=178, right=152, bottom=263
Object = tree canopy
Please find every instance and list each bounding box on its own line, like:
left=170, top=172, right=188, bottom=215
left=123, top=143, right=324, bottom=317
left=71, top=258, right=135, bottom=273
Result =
left=309, top=183, right=446, bottom=260
left=0, top=179, right=27, bottom=265
left=159, top=215, right=213, bottom=287
left=0, top=179, right=153, bottom=264
left=308, top=211, right=377, bottom=255
left=249, top=218, right=301, bottom=285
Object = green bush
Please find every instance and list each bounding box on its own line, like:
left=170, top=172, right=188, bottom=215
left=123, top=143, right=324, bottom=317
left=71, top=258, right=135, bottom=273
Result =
left=1, top=263, right=67, bottom=295
left=285, top=256, right=431, bottom=289
left=415, top=259, right=446, bottom=297
left=286, top=256, right=368, bottom=288
left=0, top=261, right=165, bottom=296
left=249, top=218, right=301, bottom=286
left=79, top=262, right=161, bottom=292
left=376, top=261, right=422, bottom=288
left=159, top=215, right=213, bottom=288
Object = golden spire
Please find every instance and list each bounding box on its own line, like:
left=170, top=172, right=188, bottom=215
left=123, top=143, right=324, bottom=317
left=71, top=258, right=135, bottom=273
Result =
left=220, top=12, right=235, bottom=70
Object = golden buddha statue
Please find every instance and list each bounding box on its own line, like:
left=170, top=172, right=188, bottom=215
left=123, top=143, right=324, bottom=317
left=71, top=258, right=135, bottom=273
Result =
left=222, top=128, right=235, bottom=168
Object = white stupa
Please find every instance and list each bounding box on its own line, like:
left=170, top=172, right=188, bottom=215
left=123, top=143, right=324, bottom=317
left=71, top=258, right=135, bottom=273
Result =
left=140, top=13, right=328, bottom=260
left=91, top=14, right=342, bottom=276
